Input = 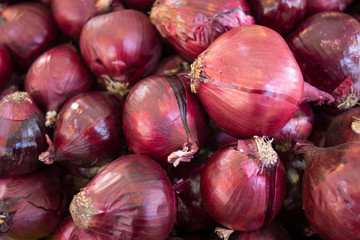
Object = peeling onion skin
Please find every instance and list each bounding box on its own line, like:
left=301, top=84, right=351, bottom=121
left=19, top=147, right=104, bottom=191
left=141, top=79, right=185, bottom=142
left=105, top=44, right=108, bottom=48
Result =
left=69, top=154, right=176, bottom=240
left=287, top=12, right=360, bottom=110
left=0, top=47, right=12, bottom=91
left=248, top=0, right=306, bottom=36
left=294, top=141, right=360, bottom=240
left=200, top=137, right=287, bottom=231
left=306, top=0, right=354, bottom=16
left=0, top=171, right=66, bottom=240
left=190, top=25, right=304, bottom=138
left=80, top=10, right=162, bottom=96
left=0, top=92, right=47, bottom=176
left=150, top=0, right=255, bottom=62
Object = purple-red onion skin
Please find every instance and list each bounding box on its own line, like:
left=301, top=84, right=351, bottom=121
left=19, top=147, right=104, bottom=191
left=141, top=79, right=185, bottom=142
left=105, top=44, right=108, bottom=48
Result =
left=123, top=75, right=208, bottom=167
left=25, top=44, right=93, bottom=115
left=154, top=55, right=190, bottom=75
left=190, top=25, right=304, bottom=138
left=69, top=154, right=176, bottom=240
left=52, top=216, right=76, bottom=240
left=295, top=142, right=360, bottom=240
left=287, top=12, right=360, bottom=109
left=306, top=0, right=354, bottom=16
left=237, top=221, right=291, bottom=240
left=150, top=0, right=255, bottom=61
left=0, top=47, right=12, bottom=91
left=80, top=10, right=162, bottom=94
left=0, top=92, right=47, bottom=176
left=200, top=138, right=287, bottom=231
left=248, top=0, right=306, bottom=36
left=0, top=171, right=66, bottom=240
left=0, top=2, right=59, bottom=70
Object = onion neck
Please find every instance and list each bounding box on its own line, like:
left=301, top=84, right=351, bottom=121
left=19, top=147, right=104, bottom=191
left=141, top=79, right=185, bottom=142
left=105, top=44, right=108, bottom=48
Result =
left=215, top=227, right=234, bottom=240
left=38, top=134, right=55, bottom=164
left=189, top=56, right=204, bottom=94
left=45, top=110, right=57, bottom=127
left=95, top=0, right=113, bottom=13
left=302, top=82, right=334, bottom=105
left=0, top=196, right=26, bottom=233
left=253, top=136, right=278, bottom=172
left=3, top=91, right=30, bottom=103
left=293, top=141, right=317, bottom=166
left=101, top=75, right=129, bottom=97
left=351, top=117, right=360, bottom=134
left=168, top=138, right=199, bottom=167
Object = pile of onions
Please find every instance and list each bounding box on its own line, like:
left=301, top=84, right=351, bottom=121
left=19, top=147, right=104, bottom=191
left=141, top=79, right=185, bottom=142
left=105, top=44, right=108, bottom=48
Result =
left=0, top=2, right=59, bottom=70
left=306, top=0, right=354, bottom=16
left=51, top=0, right=124, bottom=40
left=69, top=154, right=176, bottom=239
left=287, top=12, right=360, bottom=111
left=80, top=9, right=162, bottom=96
left=0, top=170, right=66, bottom=240
left=294, top=141, right=360, bottom=240
left=0, top=91, right=47, bottom=176
left=0, top=47, right=12, bottom=91
left=200, top=136, right=287, bottom=233
left=150, top=0, right=254, bottom=61
left=248, top=0, right=306, bottom=36
left=25, top=44, right=93, bottom=127
left=39, top=92, right=124, bottom=168
left=190, top=25, right=304, bottom=138
left=123, top=74, right=208, bottom=167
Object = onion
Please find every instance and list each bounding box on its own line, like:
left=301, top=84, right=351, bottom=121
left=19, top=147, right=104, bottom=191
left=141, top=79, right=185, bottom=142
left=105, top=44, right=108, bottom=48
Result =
left=248, top=0, right=306, bottom=36
left=287, top=12, right=360, bottom=110
left=123, top=74, right=209, bottom=167
left=190, top=25, right=304, bottom=138
left=306, top=0, right=354, bottom=16
left=69, top=154, right=176, bottom=239
left=294, top=141, right=360, bottom=240
left=154, top=55, right=190, bottom=75
left=51, top=0, right=124, bottom=40
left=39, top=92, right=124, bottom=168
left=0, top=91, right=47, bottom=176
left=0, top=170, right=66, bottom=240
left=200, top=136, right=287, bottom=232
left=52, top=216, right=76, bottom=240
left=0, top=46, right=12, bottom=91
left=80, top=9, right=162, bottom=96
left=150, top=0, right=254, bottom=61
left=122, top=0, right=155, bottom=12
left=236, top=221, right=291, bottom=240
left=24, top=44, right=93, bottom=127
left=0, top=2, right=59, bottom=70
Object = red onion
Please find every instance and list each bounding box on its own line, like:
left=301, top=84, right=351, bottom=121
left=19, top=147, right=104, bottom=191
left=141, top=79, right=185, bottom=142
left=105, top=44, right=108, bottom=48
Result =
left=190, top=25, right=304, bottom=138
left=154, top=55, right=190, bottom=75
left=24, top=44, right=93, bottom=127
left=69, top=154, right=176, bottom=239
left=0, top=171, right=66, bottom=240
left=51, top=0, right=124, bottom=39
left=150, top=0, right=254, bottom=61
left=52, top=216, right=76, bottom=240
left=39, top=92, right=124, bottom=168
left=236, top=221, right=291, bottom=240
left=287, top=12, right=360, bottom=110
left=0, top=46, right=12, bottom=91
left=201, top=136, right=287, bottom=232
left=248, top=0, right=306, bottom=36
left=0, top=2, right=59, bottom=70
left=80, top=10, right=162, bottom=96
left=294, top=141, right=360, bottom=240
left=122, top=0, right=155, bottom=12
left=123, top=74, right=208, bottom=167
left=306, top=0, right=354, bottom=16
left=0, top=91, right=47, bottom=176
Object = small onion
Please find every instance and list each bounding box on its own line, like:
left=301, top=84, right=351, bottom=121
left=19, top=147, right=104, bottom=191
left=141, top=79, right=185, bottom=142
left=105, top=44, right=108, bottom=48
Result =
left=200, top=136, right=287, bottom=232
left=80, top=9, right=162, bottom=96
left=190, top=25, right=304, bottom=138
left=24, top=44, right=93, bottom=127
left=0, top=46, right=12, bottom=91
left=287, top=12, right=360, bottom=110
left=123, top=74, right=209, bottom=167
left=0, top=91, right=47, bottom=176
left=0, top=171, right=66, bottom=240
left=294, top=141, right=360, bottom=240
left=39, top=92, right=124, bottom=168
left=0, top=2, right=59, bottom=70
left=69, top=154, right=176, bottom=240
left=150, top=0, right=254, bottom=61
left=306, top=0, right=354, bottom=16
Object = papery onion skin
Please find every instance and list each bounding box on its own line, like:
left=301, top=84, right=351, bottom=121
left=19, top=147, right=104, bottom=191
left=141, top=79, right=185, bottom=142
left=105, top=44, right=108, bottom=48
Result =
left=0, top=2, right=59, bottom=70
left=237, top=221, right=291, bottom=240
left=24, top=44, right=93, bottom=127
left=0, top=171, right=66, bottom=240
left=287, top=12, right=360, bottom=110
left=200, top=137, right=287, bottom=231
left=123, top=74, right=208, bottom=167
left=69, top=154, right=176, bottom=240
left=190, top=25, right=304, bottom=138
left=306, top=0, right=354, bottom=16
left=40, top=92, right=124, bottom=167
left=248, top=0, right=306, bottom=36
left=80, top=9, right=162, bottom=96
left=294, top=141, right=360, bottom=240
left=0, top=46, right=12, bottom=91
left=150, top=0, right=255, bottom=61
left=0, top=92, right=47, bottom=176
